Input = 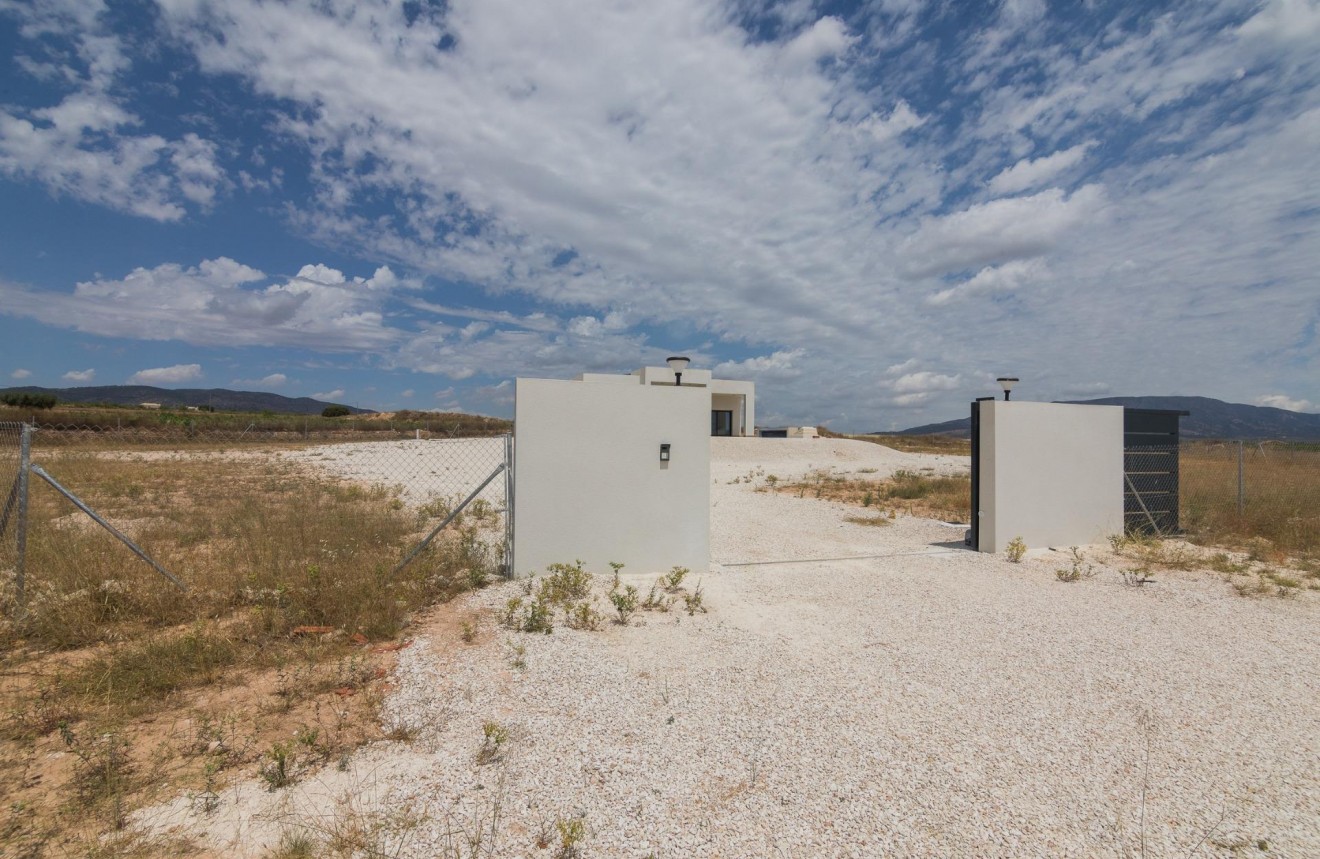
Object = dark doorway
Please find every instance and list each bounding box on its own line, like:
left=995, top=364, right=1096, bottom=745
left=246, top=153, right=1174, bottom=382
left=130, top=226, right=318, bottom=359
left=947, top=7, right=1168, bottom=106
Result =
left=711, top=410, right=733, bottom=436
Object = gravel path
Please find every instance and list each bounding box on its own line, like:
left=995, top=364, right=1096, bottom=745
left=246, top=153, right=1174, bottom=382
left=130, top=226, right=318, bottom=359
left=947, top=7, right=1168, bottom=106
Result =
left=141, top=438, right=1320, bottom=858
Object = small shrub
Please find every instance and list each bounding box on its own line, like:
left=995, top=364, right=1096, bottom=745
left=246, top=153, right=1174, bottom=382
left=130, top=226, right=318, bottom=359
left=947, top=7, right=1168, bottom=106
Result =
left=540, top=561, right=593, bottom=605
left=260, top=741, right=295, bottom=791
left=460, top=619, right=478, bottom=644
left=500, top=597, right=524, bottom=628
left=662, top=566, right=689, bottom=592
left=519, top=596, right=554, bottom=634
left=1004, top=537, right=1027, bottom=563
left=641, top=579, right=673, bottom=612
left=505, top=639, right=527, bottom=670
left=683, top=581, right=707, bottom=616
left=556, top=817, right=586, bottom=859
left=565, top=601, right=603, bottom=631
left=609, top=586, right=639, bottom=625
left=477, top=720, right=508, bottom=765
left=321, top=405, right=351, bottom=418
left=1055, top=548, right=1096, bottom=583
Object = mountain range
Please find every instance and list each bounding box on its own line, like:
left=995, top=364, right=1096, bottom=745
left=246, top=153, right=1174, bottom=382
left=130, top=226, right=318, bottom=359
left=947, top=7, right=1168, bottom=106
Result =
left=0, top=385, right=372, bottom=415
left=891, top=396, right=1320, bottom=440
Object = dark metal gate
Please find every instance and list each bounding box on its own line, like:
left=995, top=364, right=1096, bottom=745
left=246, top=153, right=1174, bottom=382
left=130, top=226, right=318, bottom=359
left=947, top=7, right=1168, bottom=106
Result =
left=1123, top=408, right=1187, bottom=535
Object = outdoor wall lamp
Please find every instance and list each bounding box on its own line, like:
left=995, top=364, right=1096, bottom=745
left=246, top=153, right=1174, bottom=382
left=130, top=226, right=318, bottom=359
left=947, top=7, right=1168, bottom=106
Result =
left=667, top=355, right=690, bottom=386
left=660, top=443, right=671, bottom=462
left=997, top=377, right=1019, bottom=401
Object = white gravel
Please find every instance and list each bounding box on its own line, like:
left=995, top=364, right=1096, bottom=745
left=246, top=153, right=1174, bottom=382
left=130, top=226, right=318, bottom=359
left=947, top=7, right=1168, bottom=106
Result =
left=140, top=437, right=1320, bottom=858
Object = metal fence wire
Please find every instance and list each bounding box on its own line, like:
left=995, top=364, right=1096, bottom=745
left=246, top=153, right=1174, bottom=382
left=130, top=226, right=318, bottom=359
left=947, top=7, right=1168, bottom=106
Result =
left=2, top=424, right=513, bottom=615
left=0, top=422, right=23, bottom=573
left=1178, top=440, right=1320, bottom=556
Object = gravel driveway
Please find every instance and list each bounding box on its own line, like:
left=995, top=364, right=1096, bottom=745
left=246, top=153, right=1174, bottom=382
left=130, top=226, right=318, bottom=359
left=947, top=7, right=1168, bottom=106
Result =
left=143, top=438, right=1320, bottom=858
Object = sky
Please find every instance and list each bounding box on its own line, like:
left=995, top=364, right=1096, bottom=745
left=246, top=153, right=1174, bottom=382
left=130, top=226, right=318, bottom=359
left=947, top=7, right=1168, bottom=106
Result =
left=0, top=0, right=1317, bottom=431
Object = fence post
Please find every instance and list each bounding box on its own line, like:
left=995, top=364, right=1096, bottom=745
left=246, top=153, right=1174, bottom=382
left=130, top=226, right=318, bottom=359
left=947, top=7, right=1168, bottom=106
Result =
left=504, top=433, right=514, bottom=578
left=15, top=424, right=32, bottom=609
left=1236, top=440, right=1244, bottom=516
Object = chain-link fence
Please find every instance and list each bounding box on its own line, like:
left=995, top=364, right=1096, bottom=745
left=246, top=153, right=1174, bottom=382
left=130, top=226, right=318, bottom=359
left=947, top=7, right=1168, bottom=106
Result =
left=0, top=422, right=25, bottom=575
left=1179, top=440, right=1320, bottom=556
left=1, top=424, right=513, bottom=617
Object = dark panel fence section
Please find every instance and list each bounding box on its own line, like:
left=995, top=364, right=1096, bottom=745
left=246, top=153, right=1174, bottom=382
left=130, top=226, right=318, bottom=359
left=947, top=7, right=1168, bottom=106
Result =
left=1123, top=409, right=1187, bottom=535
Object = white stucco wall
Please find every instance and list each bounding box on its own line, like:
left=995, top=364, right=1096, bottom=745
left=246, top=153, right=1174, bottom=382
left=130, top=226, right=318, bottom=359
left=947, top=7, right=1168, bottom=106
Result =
left=513, top=377, right=710, bottom=577
left=978, top=401, right=1124, bottom=553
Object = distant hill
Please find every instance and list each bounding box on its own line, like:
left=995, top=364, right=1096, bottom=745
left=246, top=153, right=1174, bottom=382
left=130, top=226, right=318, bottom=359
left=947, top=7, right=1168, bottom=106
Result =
left=888, top=396, right=1320, bottom=441
left=0, top=385, right=372, bottom=416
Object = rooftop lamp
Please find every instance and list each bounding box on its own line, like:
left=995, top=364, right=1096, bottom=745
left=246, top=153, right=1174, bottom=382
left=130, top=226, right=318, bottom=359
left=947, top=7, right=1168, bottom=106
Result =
left=997, top=376, right=1019, bottom=401
left=667, top=355, right=691, bottom=387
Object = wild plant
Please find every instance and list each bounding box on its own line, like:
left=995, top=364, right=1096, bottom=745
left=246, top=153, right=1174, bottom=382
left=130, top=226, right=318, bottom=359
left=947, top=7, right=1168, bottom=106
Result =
left=609, top=585, right=639, bottom=625
left=565, top=601, right=603, bottom=631
left=641, top=580, right=673, bottom=612
left=662, top=566, right=689, bottom=592
left=555, top=817, right=587, bottom=859
left=683, top=581, right=707, bottom=615
left=478, top=721, right=508, bottom=765
left=1005, top=536, right=1026, bottom=563
left=1054, top=548, right=1096, bottom=582
left=540, top=561, right=593, bottom=604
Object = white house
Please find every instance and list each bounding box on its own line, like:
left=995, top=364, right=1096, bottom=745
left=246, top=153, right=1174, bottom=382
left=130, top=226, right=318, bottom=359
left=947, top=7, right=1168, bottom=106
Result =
left=577, top=365, right=755, bottom=437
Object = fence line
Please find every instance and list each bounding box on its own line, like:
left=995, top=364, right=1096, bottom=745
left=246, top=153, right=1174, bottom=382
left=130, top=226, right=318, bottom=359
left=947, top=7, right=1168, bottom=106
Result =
left=1179, top=440, right=1320, bottom=555
left=1, top=424, right=513, bottom=618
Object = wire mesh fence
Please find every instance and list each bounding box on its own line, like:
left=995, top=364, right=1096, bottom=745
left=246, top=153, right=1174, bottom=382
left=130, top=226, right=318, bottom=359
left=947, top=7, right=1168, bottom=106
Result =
left=1179, top=441, right=1320, bottom=556
left=1, top=424, right=512, bottom=620
left=0, top=422, right=24, bottom=573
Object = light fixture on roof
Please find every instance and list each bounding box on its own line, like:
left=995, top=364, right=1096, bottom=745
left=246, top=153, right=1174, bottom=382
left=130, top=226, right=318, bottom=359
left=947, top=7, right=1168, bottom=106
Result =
left=997, top=376, right=1019, bottom=401
left=667, top=356, right=691, bottom=387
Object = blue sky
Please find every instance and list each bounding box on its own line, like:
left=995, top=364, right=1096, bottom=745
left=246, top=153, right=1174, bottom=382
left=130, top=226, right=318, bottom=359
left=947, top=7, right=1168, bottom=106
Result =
left=1, top=0, right=1317, bottom=430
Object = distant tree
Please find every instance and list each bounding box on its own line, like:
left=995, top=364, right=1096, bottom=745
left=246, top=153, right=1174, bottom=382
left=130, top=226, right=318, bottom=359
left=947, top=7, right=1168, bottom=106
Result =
left=322, top=405, right=352, bottom=418
left=1, top=392, right=58, bottom=409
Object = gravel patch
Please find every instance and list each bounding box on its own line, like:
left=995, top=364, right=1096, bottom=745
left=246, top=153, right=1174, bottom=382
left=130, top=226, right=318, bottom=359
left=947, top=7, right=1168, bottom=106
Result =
left=140, top=438, right=1319, bottom=858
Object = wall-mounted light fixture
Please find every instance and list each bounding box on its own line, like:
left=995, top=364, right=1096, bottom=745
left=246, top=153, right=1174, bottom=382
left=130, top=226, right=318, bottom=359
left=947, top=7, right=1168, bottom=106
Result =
left=997, top=376, right=1019, bottom=401
left=660, top=443, right=671, bottom=462
left=667, top=355, right=690, bottom=387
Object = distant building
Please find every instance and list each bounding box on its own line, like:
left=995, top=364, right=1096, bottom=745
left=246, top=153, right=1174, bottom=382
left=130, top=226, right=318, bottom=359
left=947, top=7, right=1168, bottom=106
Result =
left=576, top=366, right=755, bottom=437
left=139, top=402, right=161, bottom=410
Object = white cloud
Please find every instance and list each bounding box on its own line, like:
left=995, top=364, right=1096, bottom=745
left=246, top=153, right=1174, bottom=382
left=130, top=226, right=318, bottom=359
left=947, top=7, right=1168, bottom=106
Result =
left=129, top=363, right=202, bottom=384
left=926, top=258, right=1050, bottom=306
left=401, top=389, right=414, bottom=398
left=714, top=349, right=806, bottom=382
left=1254, top=394, right=1315, bottom=413
left=987, top=141, right=1096, bottom=195
left=0, top=2, right=225, bottom=220
left=1237, top=0, right=1320, bottom=43
left=902, top=185, right=1107, bottom=278
left=10, top=368, right=31, bottom=379
left=0, top=257, right=402, bottom=351
left=233, top=373, right=288, bottom=388
left=313, top=389, right=346, bottom=400
left=63, top=368, right=95, bottom=382
left=890, top=371, right=962, bottom=394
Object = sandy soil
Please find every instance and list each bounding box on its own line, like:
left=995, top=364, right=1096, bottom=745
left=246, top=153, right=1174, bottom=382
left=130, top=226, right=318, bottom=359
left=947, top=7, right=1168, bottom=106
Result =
left=137, top=437, right=1319, bottom=858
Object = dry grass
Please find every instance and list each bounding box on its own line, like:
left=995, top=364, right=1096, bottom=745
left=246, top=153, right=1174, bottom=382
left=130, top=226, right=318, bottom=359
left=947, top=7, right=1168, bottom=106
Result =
left=818, top=428, right=971, bottom=456
left=0, top=446, right=496, bottom=855
left=775, top=468, right=971, bottom=523
left=1181, top=442, right=1320, bottom=558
